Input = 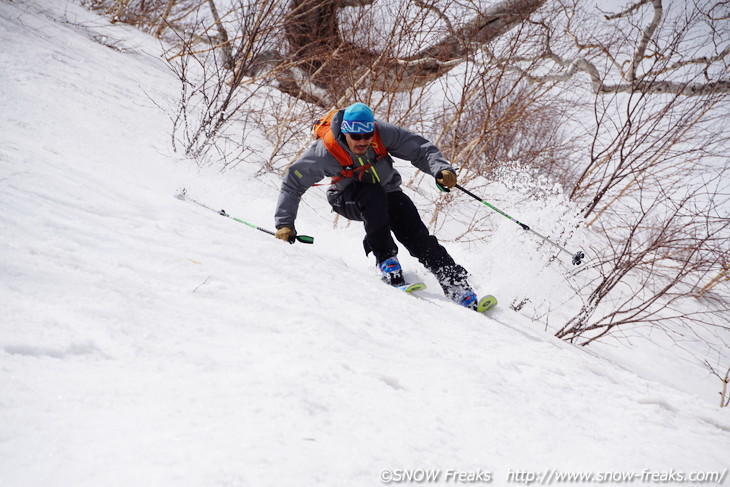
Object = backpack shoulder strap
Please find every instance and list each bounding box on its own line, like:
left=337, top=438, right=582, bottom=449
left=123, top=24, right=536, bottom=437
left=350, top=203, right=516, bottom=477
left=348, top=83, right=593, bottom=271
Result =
left=370, top=130, right=388, bottom=160
left=313, top=109, right=352, bottom=168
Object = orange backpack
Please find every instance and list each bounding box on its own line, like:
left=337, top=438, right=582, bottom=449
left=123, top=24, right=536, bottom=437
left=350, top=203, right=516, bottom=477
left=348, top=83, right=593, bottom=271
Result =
left=313, top=108, right=388, bottom=184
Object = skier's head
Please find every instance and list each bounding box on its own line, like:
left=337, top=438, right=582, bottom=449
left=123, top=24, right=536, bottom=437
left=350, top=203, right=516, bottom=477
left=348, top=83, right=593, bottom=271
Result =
left=341, top=102, right=375, bottom=156
left=341, top=103, right=375, bottom=134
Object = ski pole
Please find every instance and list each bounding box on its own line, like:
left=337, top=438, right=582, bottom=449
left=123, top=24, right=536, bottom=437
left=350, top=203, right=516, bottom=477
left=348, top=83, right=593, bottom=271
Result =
left=440, top=182, right=584, bottom=265
left=175, top=188, right=314, bottom=245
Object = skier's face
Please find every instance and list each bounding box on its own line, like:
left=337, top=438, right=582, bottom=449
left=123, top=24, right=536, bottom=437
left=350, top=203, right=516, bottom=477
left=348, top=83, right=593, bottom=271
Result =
left=344, top=132, right=374, bottom=155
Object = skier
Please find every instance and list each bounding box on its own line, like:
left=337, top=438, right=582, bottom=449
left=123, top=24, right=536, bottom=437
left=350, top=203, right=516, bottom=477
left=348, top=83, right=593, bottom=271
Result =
left=274, top=102, right=487, bottom=309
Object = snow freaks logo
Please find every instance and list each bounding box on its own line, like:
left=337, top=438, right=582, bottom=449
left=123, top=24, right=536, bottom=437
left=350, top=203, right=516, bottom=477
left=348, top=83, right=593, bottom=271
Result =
left=341, top=120, right=375, bottom=134
left=380, top=469, right=492, bottom=483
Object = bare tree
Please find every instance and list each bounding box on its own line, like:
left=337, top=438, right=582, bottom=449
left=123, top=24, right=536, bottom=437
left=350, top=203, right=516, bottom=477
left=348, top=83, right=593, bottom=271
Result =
left=705, top=362, right=730, bottom=407
left=501, top=0, right=730, bottom=96
left=93, top=0, right=728, bottom=175
left=533, top=1, right=730, bottom=348
left=556, top=168, right=729, bottom=345
left=570, top=87, right=728, bottom=220
left=161, top=0, right=303, bottom=166
left=241, top=0, right=547, bottom=107
left=411, top=59, right=578, bottom=235
left=95, top=1, right=728, bottom=103
left=254, top=0, right=727, bottom=105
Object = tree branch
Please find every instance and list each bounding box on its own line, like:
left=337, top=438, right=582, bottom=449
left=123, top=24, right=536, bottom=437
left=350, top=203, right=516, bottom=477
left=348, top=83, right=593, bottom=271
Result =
left=275, top=0, right=547, bottom=105
left=603, top=0, right=652, bottom=21
left=628, top=0, right=663, bottom=82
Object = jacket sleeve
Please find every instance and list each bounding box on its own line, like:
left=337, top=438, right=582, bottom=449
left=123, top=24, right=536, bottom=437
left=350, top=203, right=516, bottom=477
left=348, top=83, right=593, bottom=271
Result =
left=376, top=120, right=454, bottom=177
left=274, top=142, right=329, bottom=231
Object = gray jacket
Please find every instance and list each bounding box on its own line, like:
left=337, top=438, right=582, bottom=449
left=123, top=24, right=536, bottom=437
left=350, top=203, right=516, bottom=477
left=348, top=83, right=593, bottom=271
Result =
left=274, top=109, right=454, bottom=230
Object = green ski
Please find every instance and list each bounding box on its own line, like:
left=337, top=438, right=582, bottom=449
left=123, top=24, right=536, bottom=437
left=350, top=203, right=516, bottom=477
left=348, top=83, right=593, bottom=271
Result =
left=476, top=295, right=498, bottom=313
left=395, top=282, right=427, bottom=293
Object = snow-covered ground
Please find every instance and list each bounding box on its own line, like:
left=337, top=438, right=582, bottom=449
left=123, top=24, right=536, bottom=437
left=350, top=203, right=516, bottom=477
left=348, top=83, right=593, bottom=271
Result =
left=1, top=1, right=728, bottom=486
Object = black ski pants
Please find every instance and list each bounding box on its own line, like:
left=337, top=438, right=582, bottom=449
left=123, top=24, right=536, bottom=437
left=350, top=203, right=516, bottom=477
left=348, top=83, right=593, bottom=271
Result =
left=329, top=183, right=470, bottom=296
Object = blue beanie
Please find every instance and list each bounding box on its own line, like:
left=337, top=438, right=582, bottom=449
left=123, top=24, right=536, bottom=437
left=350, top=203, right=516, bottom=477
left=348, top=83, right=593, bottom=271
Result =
left=341, top=102, right=375, bottom=134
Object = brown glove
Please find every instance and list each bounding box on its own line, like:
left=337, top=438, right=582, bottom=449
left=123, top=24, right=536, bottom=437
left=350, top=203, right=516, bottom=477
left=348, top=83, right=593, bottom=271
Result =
left=437, top=170, right=457, bottom=189
left=275, top=227, right=294, bottom=242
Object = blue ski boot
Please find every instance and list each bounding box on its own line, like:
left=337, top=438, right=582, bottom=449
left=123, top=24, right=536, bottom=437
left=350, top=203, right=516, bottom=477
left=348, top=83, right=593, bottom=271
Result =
left=456, top=289, right=498, bottom=313
left=458, top=289, right=479, bottom=309
left=378, top=256, right=406, bottom=286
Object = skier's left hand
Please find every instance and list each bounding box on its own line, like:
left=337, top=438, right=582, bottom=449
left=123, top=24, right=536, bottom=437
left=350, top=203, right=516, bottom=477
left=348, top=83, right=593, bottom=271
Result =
left=437, top=170, right=457, bottom=189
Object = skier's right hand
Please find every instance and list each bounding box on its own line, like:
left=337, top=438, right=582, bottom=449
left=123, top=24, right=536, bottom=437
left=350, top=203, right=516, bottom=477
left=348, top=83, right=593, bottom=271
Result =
left=275, top=227, right=294, bottom=243
left=437, top=170, right=457, bottom=189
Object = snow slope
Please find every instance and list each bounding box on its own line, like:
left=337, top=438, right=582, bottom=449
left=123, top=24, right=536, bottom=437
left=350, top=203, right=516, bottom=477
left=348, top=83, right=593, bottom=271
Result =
left=1, top=1, right=728, bottom=486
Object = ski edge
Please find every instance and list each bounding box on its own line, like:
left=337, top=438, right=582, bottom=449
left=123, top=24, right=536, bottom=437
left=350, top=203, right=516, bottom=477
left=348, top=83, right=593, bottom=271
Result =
left=395, top=282, right=427, bottom=293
